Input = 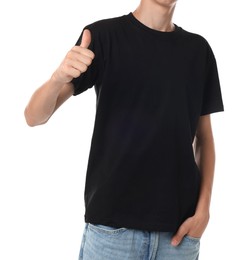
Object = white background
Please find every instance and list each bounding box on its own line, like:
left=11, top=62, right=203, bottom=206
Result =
left=0, top=0, right=246, bottom=259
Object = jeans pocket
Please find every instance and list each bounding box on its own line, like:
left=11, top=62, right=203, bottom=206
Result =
left=88, top=223, right=128, bottom=236
left=184, top=235, right=201, bottom=243
left=179, top=235, right=200, bottom=260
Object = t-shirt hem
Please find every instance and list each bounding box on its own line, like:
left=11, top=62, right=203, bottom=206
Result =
left=84, top=216, right=178, bottom=233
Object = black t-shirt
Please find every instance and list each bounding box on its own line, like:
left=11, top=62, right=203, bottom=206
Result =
left=71, top=13, right=224, bottom=232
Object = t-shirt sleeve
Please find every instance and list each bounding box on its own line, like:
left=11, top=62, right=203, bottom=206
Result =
left=71, top=26, right=102, bottom=96
left=200, top=43, right=224, bottom=116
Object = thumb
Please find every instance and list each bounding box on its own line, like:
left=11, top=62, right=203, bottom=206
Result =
left=80, top=29, right=91, bottom=48
left=171, top=227, right=187, bottom=247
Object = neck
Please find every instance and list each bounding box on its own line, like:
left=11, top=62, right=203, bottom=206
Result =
left=133, top=1, right=177, bottom=32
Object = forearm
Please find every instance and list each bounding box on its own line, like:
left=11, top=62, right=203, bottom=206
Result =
left=24, top=76, right=68, bottom=126
left=171, top=116, right=216, bottom=244
left=194, top=133, right=215, bottom=216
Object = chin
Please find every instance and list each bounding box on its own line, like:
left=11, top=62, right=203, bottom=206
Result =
left=153, top=0, right=177, bottom=7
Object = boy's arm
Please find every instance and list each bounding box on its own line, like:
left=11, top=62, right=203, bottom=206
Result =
left=24, top=80, right=74, bottom=126
left=171, top=114, right=215, bottom=246
left=24, top=29, right=94, bottom=127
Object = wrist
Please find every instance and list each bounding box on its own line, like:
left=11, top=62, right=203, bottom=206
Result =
left=50, top=72, right=66, bottom=90
left=195, top=187, right=212, bottom=215
left=51, top=71, right=62, bottom=84
left=194, top=203, right=210, bottom=221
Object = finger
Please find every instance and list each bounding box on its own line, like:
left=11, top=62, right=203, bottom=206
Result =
left=171, top=225, right=188, bottom=247
left=66, top=66, right=82, bottom=79
left=66, top=59, right=88, bottom=74
left=59, top=66, right=81, bottom=82
left=71, top=60, right=88, bottom=73
left=80, top=29, right=92, bottom=48
left=72, top=46, right=95, bottom=59
left=75, top=54, right=93, bottom=67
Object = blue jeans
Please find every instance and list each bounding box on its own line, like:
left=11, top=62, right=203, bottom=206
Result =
left=78, top=223, right=200, bottom=260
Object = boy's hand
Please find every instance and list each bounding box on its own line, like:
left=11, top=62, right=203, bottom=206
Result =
left=52, top=29, right=95, bottom=84
left=171, top=213, right=209, bottom=246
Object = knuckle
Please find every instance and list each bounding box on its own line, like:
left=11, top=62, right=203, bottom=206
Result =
left=74, top=70, right=81, bottom=78
left=66, top=51, right=73, bottom=59
left=84, top=58, right=92, bottom=66
left=83, top=49, right=95, bottom=59
left=88, top=58, right=93, bottom=65
left=89, top=52, right=95, bottom=60
left=81, top=63, right=88, bottom=72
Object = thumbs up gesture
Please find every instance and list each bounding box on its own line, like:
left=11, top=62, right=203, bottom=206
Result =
left=52, top=29, right=95, bottom=84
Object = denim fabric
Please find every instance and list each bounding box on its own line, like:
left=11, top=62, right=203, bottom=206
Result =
left=78, top=223, right=200, bottom=260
